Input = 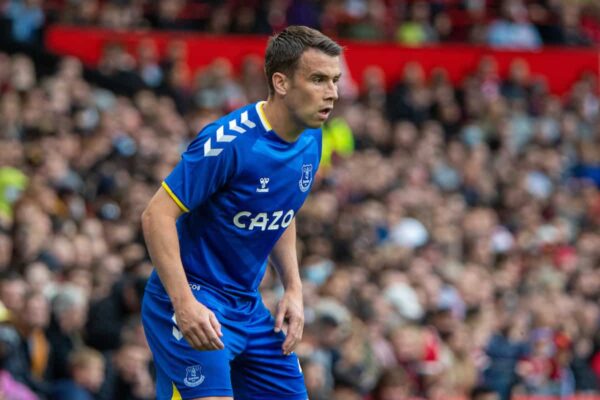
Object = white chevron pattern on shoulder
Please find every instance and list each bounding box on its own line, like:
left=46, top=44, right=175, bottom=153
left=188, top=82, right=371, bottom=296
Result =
left=202, top=111, right=257, bottom=157
left=241, top=111, right=256, bottom=128
left=216, top=126, right=236, bottom=142
left=203, top=138, right=223, bottom=157
left=229, top=119, right=246, bottom=134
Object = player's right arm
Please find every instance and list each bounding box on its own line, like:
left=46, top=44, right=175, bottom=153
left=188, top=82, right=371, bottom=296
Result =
left=142, top=187, right=224, bottom=350
left=143, top=120, right=238, bottom=351
left=142, top=125, right=235, bottom=350
left=142, top=189, right=224, bottom=351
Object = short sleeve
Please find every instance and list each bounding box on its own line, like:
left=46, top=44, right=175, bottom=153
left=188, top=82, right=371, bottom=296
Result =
left=163, top=124, right=237, bottom=212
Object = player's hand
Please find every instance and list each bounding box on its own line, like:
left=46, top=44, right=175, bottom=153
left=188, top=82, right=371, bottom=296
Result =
left=174, top=298, right=224, bottom=351
left=274, top=289, right=304, bottom=355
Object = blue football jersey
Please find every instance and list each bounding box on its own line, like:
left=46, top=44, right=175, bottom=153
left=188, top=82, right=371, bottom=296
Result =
left=147, top=101, right=321, bottom=298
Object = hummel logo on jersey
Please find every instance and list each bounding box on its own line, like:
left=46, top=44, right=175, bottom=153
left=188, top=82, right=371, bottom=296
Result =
left=256, top=177, right=270, bottom=193
left=203, top=111, right=257, bottom=157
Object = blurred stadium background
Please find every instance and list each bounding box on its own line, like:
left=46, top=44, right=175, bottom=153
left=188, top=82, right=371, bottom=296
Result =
left=0, top=0, right=599, bottom=399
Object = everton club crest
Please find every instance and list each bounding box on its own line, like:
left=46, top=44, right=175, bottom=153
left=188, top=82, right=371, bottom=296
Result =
left=299, top=164, right=313, bottom=192
left=184, top=365, right=205, bottom=387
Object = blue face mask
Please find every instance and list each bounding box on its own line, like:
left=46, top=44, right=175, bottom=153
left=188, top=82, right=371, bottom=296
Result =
left=99, top=202, right=121, bottom=221
left=113, top=135, right=137, bottom=157
left=461, top=124, right=484, bottom=147
left=303, top=260, right=334, bottom=286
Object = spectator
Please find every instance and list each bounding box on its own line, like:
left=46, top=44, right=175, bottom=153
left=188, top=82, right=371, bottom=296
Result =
left=149, top=0, right=192, bottom=31
left=84, top=277, right=146, bottom=352
left=487, top=0, right=542, bottom=49
left=0, top=272, right=26, bottom=314
left=387, top=62, right=430, bottom=124
left=0, top=167, right=28, bottom=227
left=501, top=59, right=532, bottom=104
left=193, top=58, right=246, bottom=112
left=135, top=40, right=163, bottom=89
left=102, top=339, right=154, bottom=400
left=370, top=368, right=413, bottom=400
left=0, top=231, right=12, bottom=272
left=49, top=347, right=105, bottom=400
left=98, top=0, right=145, bottom=30
left=302, top=357, right=332, bottom=400
left=471, top=385, right=500, bottom=400
left=46, top=284, right=89, bottom=381
left=556, top=4, right=591, bottom=46
left=482, top=312, right=530, bottom=400
left=64, top=0, right=99, bottom=26
left=340, top=0, right=387, bottom=41
left=2, top=0, right=44, bottom=44
left=13, top=290, right=51, bottom=396
left=0, top=324, right=39, bottom=400
left=396, top=0, right=437, bottom=46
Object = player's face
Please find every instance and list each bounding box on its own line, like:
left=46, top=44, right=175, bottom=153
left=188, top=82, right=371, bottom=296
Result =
left=286, top=48, right=341, bottom=129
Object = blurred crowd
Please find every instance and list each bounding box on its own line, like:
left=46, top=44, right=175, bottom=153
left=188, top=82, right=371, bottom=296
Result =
left=0, top=2, right=599, bottom=400
left=3, top=0, right=600, bottom=48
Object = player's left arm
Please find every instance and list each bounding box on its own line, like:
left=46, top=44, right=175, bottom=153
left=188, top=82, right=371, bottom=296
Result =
left=269, top=218, right=304, bottom=356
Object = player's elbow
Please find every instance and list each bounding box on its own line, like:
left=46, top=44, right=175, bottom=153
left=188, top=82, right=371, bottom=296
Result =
left=141, top=208, right=150, bottom=235
left=141, top=200, right=178, bottom=235
left=141, top=204, right=158, bottom=235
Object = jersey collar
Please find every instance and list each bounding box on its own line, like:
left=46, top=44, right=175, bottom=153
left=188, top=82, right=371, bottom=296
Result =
left=256, top=101, right=273, bottom=132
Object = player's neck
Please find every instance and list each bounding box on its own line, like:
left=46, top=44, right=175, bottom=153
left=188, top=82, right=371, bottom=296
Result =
left=262, top=99, right=303, bottom=143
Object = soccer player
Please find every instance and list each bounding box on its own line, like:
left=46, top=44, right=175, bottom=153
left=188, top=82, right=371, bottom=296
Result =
left=141, top=26, right=342, bottom=400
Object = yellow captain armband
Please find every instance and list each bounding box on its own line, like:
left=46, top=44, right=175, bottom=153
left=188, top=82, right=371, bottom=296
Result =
left=161, top=182, right=190, bottom=213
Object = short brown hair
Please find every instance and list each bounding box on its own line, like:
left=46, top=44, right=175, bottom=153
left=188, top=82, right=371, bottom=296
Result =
left=372, top=368, right=412, bottom=400
left=68, top=347, right=104, bottom=373
left=264, top=25, right=342, bottom=95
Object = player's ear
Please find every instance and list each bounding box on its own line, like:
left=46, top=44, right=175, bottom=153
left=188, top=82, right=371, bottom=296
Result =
left=272, top=72, right=288, bottom=96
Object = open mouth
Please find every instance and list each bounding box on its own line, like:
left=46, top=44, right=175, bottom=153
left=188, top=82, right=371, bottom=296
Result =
left=318, top=107, right=332, bottom=118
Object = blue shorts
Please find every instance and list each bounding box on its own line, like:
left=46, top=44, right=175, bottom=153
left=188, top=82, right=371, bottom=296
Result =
left=141, top=285, right=307, bottom=400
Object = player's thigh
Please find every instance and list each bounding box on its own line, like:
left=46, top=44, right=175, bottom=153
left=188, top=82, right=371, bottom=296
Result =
left=231, top=350, right=307, bottom=400
left=230, top=306, right=307, bottom=400
left=141, top=290, right=235, bottom=400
